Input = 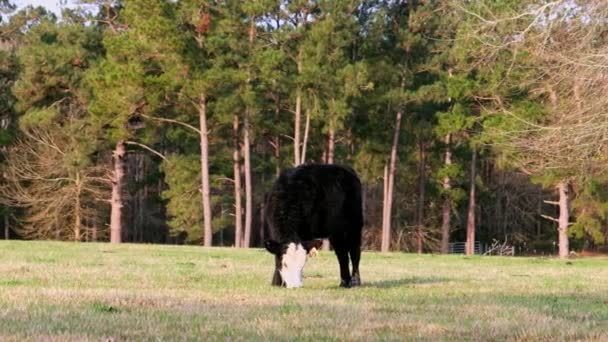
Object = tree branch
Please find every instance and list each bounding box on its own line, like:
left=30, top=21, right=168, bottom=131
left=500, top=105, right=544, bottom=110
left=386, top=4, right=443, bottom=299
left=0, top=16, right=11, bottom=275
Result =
left=125, top=141, right=167, bottom=161
left=141, top=114, right=201, bottom=135
left=216, top=177, right=235, bottom=184
left=540, top=214, right=559, bottom=223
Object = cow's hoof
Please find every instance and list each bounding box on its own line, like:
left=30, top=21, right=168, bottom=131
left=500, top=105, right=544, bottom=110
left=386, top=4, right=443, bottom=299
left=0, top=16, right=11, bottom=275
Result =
left=350, top=276, right=361, bottom=287
left=339, top=280, right=351, bottom=288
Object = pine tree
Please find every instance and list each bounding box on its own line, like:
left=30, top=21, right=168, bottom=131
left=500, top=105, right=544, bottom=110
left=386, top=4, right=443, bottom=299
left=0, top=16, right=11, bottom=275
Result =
left=87, top=0, right=183, bottom=243
left=0, top=3, right=33, bottom=239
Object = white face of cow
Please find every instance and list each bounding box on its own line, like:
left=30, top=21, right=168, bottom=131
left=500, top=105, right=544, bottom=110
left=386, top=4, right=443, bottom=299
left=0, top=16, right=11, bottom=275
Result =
left=279, top=243, right=308, bottom=288
left=265, top=239, right=323, bottom=288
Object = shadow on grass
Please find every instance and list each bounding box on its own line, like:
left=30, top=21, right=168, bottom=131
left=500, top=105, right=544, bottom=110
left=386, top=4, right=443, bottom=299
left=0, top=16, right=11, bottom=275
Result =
left=363, top=276, right=450, bottom=288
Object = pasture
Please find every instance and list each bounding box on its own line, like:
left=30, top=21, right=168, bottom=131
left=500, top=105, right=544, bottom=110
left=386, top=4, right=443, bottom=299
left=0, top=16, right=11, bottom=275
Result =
left=0, top=241, right=607, bottom=341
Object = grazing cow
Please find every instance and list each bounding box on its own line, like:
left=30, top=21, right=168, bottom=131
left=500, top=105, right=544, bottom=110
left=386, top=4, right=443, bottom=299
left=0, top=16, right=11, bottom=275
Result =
left=263, top=164, right=364, bottom=288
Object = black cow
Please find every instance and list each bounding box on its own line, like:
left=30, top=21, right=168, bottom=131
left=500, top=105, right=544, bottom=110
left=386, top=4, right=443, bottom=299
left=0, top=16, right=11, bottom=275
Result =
left=263, top=164, right=363, bottom=288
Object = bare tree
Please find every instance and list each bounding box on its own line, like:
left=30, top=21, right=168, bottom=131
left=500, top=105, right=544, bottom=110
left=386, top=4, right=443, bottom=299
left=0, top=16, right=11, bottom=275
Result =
left=456, top=0, right=608, bottom=257
left=0, top=126, right=109, bottom=241
left=460, top=0, right=608, bottom=173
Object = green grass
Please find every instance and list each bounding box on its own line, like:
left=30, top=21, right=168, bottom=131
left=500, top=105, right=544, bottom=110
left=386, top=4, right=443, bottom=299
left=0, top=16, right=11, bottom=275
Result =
left=0, top=241, right=607, bottom=341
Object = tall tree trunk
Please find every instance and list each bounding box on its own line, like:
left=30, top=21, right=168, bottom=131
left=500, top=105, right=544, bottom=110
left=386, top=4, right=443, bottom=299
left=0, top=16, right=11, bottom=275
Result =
left=242, top=20, right=255, bottom=248
left=92, top=220, right=97, bottom=242
left=321, top=124, right=336, bottom=251
left=442, top=70, right=454, bottom=253
left=440, top=134, right=452, bottom=254
left=259, top=193, right=265, bottom=245
left=233, top=114, right=243, bottom=248
left=4, top=214, right=9, bottom=240
left=274, top=95, right=281, bottom=178
left=125, top=155, right=134, bottom=242
left=85, top=219, right=89, bottom=242
left=74, top=172, right=82, bottom=242
left=496, top=169, right=505, bottom=238
left=199, top=94, right=213, bottom=247
left=346, top=130, right=354, bottom=161
left=110, top=140, right=125, bottom=244
left=258, top=163, right=268, bottom=246
left=293, top=50, right=303, bottom=166
left=557, top=181, right=570, bottom=259
left=416, top=140, right=426, bottom=254
left=382, top=110, right=403, bottom=253
left=537, top=192, right=542, bottom=238
left=327, top=125, right=335, bottom=164
left=381, top=162, right=389, bottom=252
left=465, top=149, right=477, bottom=256
left=361, top=184, right=366, bottom=221
left=301, top=108, right=311, bottom=164
left=274, top=136, right=281, bottom=178
left=243, top=112, right=253, bottom=248
left=137, top=154, right=145, bottom=242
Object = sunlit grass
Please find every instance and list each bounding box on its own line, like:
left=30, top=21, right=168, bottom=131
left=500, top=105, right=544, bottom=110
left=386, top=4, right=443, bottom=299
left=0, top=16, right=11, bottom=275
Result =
left=0, top=241, right=607, bottom=341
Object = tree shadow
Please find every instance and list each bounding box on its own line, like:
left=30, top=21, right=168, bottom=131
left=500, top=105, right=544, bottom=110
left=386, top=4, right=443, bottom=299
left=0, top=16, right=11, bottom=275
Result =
left=363, top=276, right=450, bottom=289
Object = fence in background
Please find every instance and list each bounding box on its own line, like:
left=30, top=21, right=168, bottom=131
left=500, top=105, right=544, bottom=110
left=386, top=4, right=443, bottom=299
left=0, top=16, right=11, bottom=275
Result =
left=449, top=241, right=483, bottom=254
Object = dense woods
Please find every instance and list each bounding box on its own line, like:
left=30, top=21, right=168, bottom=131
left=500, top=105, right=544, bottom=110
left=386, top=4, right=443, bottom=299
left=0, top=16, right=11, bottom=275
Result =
left=1, top=0, right=607, bottom=257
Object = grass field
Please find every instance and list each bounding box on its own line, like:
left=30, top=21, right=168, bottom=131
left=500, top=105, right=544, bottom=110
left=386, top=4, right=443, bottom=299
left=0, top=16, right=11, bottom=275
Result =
left=0, top=241, right=607, bottom=341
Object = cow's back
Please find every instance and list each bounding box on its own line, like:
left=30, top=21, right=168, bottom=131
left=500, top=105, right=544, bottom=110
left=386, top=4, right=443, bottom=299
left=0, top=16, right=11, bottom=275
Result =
left=265, top=164, right=363, bottom=243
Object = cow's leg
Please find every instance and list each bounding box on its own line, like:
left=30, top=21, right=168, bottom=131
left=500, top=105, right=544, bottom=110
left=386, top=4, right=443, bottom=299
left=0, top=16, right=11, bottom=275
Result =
left=349, top=244, right=361, bottom=287
left=271, top=269, right=283, bottom=286
left=271, top=255, right=284, bottom=286
left=334, top=248, right=352, bottom=288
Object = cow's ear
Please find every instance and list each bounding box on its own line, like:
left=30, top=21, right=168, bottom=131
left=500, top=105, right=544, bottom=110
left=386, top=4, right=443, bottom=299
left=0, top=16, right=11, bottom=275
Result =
left=264, top=240, right=281, bottom=255
left=302, top=239, right=324, bottom=253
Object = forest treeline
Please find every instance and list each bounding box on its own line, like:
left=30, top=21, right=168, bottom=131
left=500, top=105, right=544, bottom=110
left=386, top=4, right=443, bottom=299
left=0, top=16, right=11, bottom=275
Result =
left=1, top=0, right=607, bottom=257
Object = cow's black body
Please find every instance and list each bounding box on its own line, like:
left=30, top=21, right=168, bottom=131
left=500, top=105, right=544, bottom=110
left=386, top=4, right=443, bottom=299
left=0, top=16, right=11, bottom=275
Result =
left=264, top=164, right=364, bottom=287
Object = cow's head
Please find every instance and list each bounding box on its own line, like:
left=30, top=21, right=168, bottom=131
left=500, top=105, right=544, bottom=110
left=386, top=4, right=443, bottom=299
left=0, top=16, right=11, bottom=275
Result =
left=264, top=239, right=324, bottom=288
